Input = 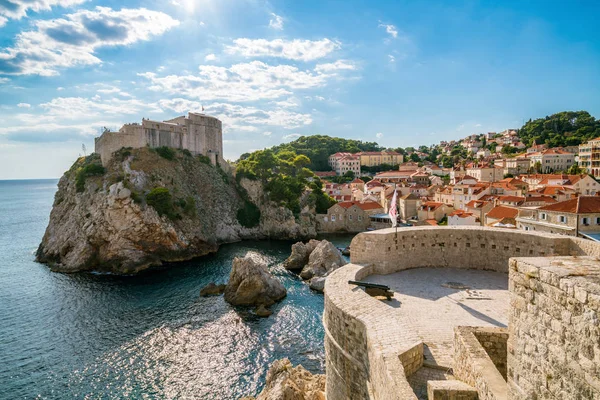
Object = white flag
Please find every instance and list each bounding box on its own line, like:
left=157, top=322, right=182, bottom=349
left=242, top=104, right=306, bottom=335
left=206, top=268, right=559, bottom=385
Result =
left=389, top=189, right=398, bottom=228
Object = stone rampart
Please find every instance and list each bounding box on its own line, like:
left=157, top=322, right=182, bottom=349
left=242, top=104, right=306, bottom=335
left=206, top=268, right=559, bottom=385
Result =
left=454, top=326, right=508, bottom=400
left=95, top=113, right=223, bottom=166
left=508, top=256, right=600, bottom=399
left=324, top=227, right=600, bottom=400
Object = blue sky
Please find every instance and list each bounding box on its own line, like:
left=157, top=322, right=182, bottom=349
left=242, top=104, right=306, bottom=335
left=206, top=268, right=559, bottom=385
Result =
left=0, top=0, right=599, bottom=179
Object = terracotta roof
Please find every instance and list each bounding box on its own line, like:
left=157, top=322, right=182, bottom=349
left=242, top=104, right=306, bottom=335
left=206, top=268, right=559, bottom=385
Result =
left=350, top=178, right=365, bottom=184
left=314, top=171, right=337, bottom=177
left=466, top=200, right=490, bottom=209
left=529, top=186, right=573, bottom=196
left=420, top=201, right=445, bottom=211
left=538, top=196, right=600, bottom=214
left=498, top=195, right=525, bottom=204
left=486, top=206, right=519, bottom=220
left=449, top=210, right=474, bottom=218
left=366, top=179, right=385, bottom=187
left=522, top=196, right=557, bottom=204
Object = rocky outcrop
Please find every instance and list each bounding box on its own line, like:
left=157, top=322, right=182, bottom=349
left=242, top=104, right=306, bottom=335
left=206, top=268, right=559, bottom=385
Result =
left=241, top=358, right=325, bottom=400
left=200, top=283, right=226, bottom=297
left=299, top=241, right=346, bottom=292
left=37, top=148, right=317, bottom=274
left=224, top=252, right=286, bottom=307
left=282, top=240, right=320, bottom=271
left=284, top=240, right=347, bottom=293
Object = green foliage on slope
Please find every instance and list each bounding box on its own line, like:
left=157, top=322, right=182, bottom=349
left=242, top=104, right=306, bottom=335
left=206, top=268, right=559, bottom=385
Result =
left=146, top=187, right=175, bottom=218
left=236, top=148, right=336, bottom=213
left=518, top=111, right=600, bottom=147
left=260, top=135, right=383, bottom=171
left=73, top=154, right=105, bottom=193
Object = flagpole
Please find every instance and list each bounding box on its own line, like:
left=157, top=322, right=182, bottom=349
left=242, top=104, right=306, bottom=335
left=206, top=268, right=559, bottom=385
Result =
left=395, top=182, right=398, bottom=236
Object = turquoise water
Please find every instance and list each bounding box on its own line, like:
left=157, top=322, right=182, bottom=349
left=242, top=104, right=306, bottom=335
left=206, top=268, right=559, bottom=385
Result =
left=0, top=179, right=353, bottom=399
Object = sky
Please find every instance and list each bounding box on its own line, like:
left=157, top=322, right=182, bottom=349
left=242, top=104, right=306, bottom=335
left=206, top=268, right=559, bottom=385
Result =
left=0, top=0, right=599, bottom=179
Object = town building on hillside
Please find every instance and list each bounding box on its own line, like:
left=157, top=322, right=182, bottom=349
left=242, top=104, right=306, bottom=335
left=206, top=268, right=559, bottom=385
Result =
left=448, top=209, right=479, bottom=226
left=527, top=148, right=575, bottom=173
left=516, top=196, right=600, bottom=237
left=465, top=162, right=503, bottom=182
left=465, top=199, right=494, bottom=225
left=399, top=193, right=420, bottom=221
left=526, top=140, right=548, bottom=154
left=357, top=150, right=403, bottom=167
left=527, top=186, right=575, bottom=202
left=578, top=137, right=600, bottom=177
left=417, top=201, right=454, bottom=223
left=494, top=157, right=531, bottom=176
left=328, top=153, right=360, bottom=176
left=518, top=174, right=599, bottom=195
left=484, top=205, right=519, bottom=227
left=95, top=112, right=223, bottom=166
left=319, top=201, right=384, bottom=233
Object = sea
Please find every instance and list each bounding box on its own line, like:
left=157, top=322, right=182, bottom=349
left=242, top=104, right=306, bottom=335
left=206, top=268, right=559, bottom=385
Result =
left=0, top=179, right=353, bottom=399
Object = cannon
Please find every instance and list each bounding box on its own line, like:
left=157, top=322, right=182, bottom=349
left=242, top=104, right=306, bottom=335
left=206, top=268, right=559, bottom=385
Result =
left=348, top=280, right=394, bottom=300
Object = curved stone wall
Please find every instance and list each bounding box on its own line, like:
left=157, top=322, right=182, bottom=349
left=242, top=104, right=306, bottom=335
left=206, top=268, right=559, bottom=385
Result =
left=324, top=227, right=600, bottom=400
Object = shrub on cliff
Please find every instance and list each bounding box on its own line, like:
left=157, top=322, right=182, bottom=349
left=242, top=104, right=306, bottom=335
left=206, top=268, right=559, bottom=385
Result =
left=146, top=187, right=176, bottom=218
left=155, top=146, right=176, bottom=160
left=237, top=200, right=261, bottom=228
left=75, top=160, right=105, bottom=193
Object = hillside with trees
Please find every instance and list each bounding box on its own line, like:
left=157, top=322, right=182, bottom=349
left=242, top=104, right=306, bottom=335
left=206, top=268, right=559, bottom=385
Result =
left=518, top=111, right=600, bottom=147
left=248, top=135, right=382, bottom=171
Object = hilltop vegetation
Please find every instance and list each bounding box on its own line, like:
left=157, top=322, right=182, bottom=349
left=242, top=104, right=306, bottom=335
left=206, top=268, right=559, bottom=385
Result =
left=236, top=149, right=336, bottom=214
left=241, top=135, right=382, bottom=171
left=519, top=111, right=600, bottom=147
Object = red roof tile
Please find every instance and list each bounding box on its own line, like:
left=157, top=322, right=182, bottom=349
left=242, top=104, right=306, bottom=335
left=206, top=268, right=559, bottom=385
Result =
left=486, top=206, right=519, bottom=220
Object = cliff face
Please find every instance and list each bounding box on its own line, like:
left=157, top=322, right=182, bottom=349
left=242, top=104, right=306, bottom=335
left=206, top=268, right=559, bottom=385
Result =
left=37, top=148, right=316, bottom=274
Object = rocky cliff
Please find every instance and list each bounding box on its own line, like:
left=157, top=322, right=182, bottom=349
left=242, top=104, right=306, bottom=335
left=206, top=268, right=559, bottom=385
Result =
left=37, top=148, right=317, bottom=274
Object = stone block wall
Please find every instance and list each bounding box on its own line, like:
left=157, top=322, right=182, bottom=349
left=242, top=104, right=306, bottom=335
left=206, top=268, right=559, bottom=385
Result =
left=473, top=329, right=509, bottom=379
left=454, top=326, right=508, bottom=400
left=508, top=256, right=600, bottom=399
left=350, top=227, right=572, bottom=274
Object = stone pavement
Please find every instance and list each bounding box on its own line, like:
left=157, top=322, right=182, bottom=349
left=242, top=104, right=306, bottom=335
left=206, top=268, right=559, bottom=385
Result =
left=367, top=267, right=509, bottom=369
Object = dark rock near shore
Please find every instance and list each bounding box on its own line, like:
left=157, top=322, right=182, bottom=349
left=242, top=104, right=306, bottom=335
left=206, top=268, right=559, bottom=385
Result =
left=200, top=282, right=226, bottom=297
left=224, top=252, right=286, bottom=307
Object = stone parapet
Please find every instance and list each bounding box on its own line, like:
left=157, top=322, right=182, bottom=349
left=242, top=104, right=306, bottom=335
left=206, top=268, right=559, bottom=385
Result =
left=508, top=256, right=600, bottom=399
left=454, top=326, right=508, bottom=400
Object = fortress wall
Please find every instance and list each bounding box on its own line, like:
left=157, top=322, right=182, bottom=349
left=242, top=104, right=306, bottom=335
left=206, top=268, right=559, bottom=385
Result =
left=508, top=256, right=600, bottom=399
left=326, top=227, right=600, bottom=400
left=454, top=326, right=508, bottom=400
left=349, top=227, right=573, bottom=274
left=94, top=113, right=223, bottom=166
left=324, top=263, right=420, bottom=400
left=95, top=127, right=144, bottom=166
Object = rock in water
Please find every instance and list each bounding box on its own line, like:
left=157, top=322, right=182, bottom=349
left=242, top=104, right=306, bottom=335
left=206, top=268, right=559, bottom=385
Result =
left=224, top=252, right=286, bottom=307
left=308, top=277, right=326, bottom=293
left=282, top=239, right=320, bottom=271
left=255, top=304, right=272, bottom=318
left=299, top=240, right=346, bottom=281
left=200, top=282, right=226, bottom=297
left=242, top=358, right=325, bottom=400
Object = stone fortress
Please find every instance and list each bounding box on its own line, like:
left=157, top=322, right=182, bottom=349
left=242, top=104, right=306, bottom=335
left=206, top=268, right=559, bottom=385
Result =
left=94, top=112, right=223, bottom=166
left=325, top=227, right=600, bottom=399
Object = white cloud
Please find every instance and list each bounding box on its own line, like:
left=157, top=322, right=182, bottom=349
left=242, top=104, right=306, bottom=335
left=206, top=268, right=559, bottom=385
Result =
left=0, top=6, right=179, bottom=76
left=272, top=98, right=299, bottom=108
left=314, top=60, right=356, bottom=73
left=388, top=54, right=396, bottom=63
left=140, top=60, right=341, bottom=102
left=0, top=16, right=7, bottom=27
left=314, top=96, right=325, bottom=101
left=158, top=98, right=312, bottom=130
left=204, top=53, right=217, bottom=61
left=283, top=133, right=301, bottom=140
left=376, top=132, right=383, bottom=139
left=475, top=123, right=482, bottom=127
left=0, top=0, right=85, bottom=21
left=0, top=77, right=10, bottom=84
left=269, top=13, right=283, bottom=30
left=40, top=96, right=161, bottom=119
left=378, top=22, right=398, bottom=39
left=225, top=38, right=340, bottom=61
left=263, top=131, right=272, bottom=136
left=17, top=103, right=31, bottom=108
